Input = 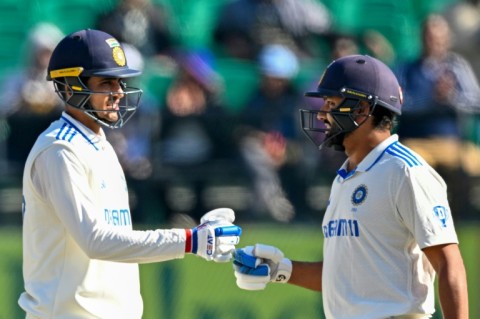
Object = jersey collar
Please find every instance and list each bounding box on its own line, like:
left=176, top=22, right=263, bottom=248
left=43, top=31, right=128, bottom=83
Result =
left=337, top=134, right=399, bottom=179
left=61, top=112, right=107, bottom=149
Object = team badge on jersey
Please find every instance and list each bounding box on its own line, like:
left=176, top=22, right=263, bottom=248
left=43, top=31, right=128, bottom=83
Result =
left=351, top=184, right=368, bottom=206
left=433, top=205, right=449, bottom=227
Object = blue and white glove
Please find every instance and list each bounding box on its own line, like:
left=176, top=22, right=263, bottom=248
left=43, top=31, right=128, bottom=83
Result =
left=186, top=208, right=242, bottom=262
left=233, top=244, right=292, bottom=290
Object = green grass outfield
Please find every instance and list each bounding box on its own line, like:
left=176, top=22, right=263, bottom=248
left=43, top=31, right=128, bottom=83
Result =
left=1, top=222, right=478, bottom=318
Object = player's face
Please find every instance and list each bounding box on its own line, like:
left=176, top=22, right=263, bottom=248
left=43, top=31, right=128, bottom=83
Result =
left=301, top=92, right=375, bottom=150
left=317, top=96, right=343, bottom=131
left=87, top=77, right=125, bottom=123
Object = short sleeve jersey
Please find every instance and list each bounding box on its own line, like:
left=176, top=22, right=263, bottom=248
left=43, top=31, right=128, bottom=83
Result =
left=322, top=134, right=458, bottom=319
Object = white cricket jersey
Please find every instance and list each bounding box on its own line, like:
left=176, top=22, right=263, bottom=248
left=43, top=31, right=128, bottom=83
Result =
left=19, top=112, right=187, bottom=319
left=322, top=134, right=458, bottom=319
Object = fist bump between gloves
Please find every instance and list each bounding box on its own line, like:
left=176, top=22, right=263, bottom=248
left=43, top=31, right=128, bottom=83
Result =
left=186, top=208, right=242, bottom=262
left=233, top=244, right=292, bottom=290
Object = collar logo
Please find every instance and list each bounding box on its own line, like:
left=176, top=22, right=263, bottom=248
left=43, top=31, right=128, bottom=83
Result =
left=112, top=46, right=126, bottom=66
left=351, top=184, right=368, bottom=206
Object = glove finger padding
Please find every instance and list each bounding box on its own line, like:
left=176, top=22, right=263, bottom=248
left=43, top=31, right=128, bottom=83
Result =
left=214, top=229, right=242, bottom=262
left=190, top=209, right=242, bottom=262
left=214, top=236, right=241, bottom=262
left=233, top=244, right=292, bottom=288
left=194, top=224, right=242, bottom=262
left=233, top=262, right=271, bottom=290
left=213, top=253, right=233, bottom=263
left=201, top=208, right=235, bottom=224
left=216, top=235, right=241, bottom=257
left=253, top=244, right=284, bottom=263
left=233, top=246, right=261, bottom=268
left=233, top=261, right=269, bottom=276
left=217, top=235, right=240, bottom=246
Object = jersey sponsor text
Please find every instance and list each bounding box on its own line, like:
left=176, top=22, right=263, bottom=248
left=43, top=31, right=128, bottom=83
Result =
left=323, top=218, right=359, bottom=238
left=104, top=208, right=132, bottom=226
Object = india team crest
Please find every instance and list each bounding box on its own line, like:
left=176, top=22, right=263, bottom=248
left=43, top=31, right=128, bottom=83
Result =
left=433, top=205, right=449, bottom=227
left=351, top=184, right=368, bottom=206
left=112, top=46, right=126, bottom=66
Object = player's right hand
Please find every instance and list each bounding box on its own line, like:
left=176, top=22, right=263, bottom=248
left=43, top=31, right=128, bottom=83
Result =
left=186, top=208, right=242, bottom=262
left=233, top=244, right=292, bottom=290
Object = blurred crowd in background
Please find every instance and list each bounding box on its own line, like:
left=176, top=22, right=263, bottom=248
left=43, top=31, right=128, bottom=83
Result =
left=1, top=0, right=480, bottom=226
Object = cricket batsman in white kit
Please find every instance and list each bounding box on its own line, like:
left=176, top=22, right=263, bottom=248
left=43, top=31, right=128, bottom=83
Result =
left=18, top=29, right=242, bottom=319
left=232, top=55, right=468, bottom=318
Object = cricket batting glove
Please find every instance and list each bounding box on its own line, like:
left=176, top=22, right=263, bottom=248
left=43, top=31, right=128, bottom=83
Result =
left=185, top=208, right=242, bottom=262
left=233, top=244, right=292, bottom=290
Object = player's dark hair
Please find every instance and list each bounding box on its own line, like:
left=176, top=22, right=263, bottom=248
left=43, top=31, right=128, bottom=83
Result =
left=371, top=104, right=397, bottom=132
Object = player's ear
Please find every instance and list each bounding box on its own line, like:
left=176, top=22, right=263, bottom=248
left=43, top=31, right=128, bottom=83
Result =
left=352, top=101, right=370, bottom=117
left=361, top=101, right=373, bottom=115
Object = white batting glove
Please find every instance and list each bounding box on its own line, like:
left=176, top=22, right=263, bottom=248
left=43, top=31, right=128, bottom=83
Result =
left=233, top=244, right=292, bottom=290
left=186, top=208, right=242, bottom=262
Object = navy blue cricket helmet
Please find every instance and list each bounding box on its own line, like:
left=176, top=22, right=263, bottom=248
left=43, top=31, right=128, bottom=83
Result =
left=47, top=29, right=143, bottom=129
left=300, top=55, right=403, bottom=150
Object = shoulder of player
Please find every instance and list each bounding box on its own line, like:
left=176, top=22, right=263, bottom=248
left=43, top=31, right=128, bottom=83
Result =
left=369, top=142, right=444, bottom=190
left=27, top=119, right=96, bottom=167
left=383, top=141, right=425, bottom=170
left=45, top=118, right=101, bottom=152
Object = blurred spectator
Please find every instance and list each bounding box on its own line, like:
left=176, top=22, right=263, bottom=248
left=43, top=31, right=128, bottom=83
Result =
left=443, top=0, right=480, bottom=80
left=362, top=30, right=396, bottom=66
left=213, top=0, right=332, bottom=60
left=238, top=44, right=305, bottom=222
left=96, top=0, right=174, bottom=59
left=154, top=48, right=239, bottom=222
left=0, top=23, right=64, bottom=174
left=395, top=14, right=480, bottom=219
left=328, top=31, right=395, bottom=65
left=329, top=34, right=359, bottom=60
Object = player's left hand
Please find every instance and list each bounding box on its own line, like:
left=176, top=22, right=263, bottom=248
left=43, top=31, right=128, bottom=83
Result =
left=186, top=208, right=242, bottom=262
left=233, top=244, right=292, bottom=290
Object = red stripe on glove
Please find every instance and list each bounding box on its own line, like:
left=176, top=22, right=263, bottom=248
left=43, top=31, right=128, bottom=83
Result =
left=185, top=229, right=192, bottom=253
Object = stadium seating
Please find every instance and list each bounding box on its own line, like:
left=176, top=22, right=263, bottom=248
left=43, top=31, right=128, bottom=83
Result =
left=154, top=0, right=226, bottom=48
left=0, top=0, right=462, bottom=84
left=140, top=59, right=175, bottom=105
left=0, top=0, right=35, bottom=74
left=322, top=0, right=421, bottom=60
left=39, top=0, right=116, bottom=35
